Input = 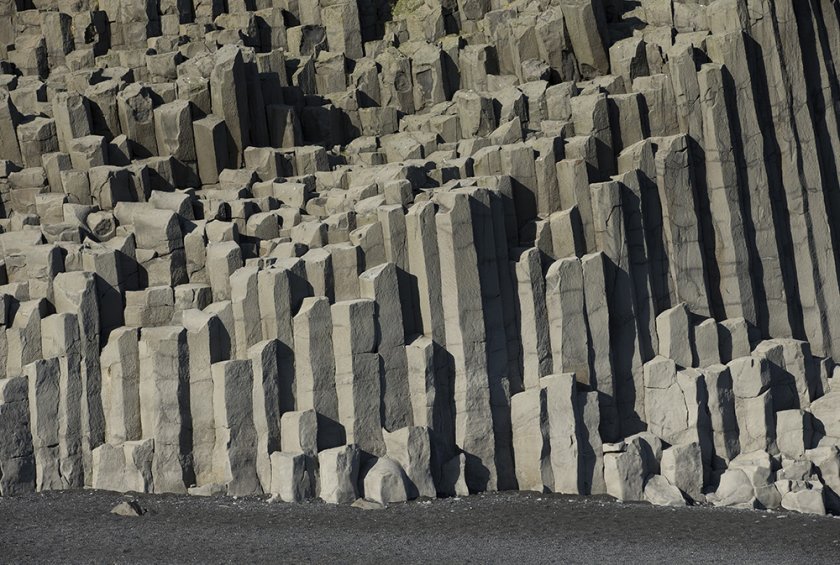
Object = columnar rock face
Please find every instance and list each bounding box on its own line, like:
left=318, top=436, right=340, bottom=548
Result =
left=1, top=0, right=840, bottom=517
left=138, top=326, right=191, bottom=494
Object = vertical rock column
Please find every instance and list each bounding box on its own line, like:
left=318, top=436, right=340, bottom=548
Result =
left=210, top=45, right=251, bottom=168
left=258, top=259, right=307, bottom=346
left=0, top=91, right=22, bottom=163
left=510, top=387, right=551, bottom=492
left=212, top=360, right=262, bottom=496
left=511, top=247, right=552, bottom=391
left=654, top=134, right=712, bottom=317
left=193, top=116, right=228, bottom=185
left=435, top=190, right=498, bottom=491
left=331, top=299, right=385, bottom=456
left=591, top=180, right=646, bottom=438
left=405, top=199, right=453, bottom=458
left=248, top=339, right=283, bottom=492
left=53, top=272, right=102, bottom=486
left=294, top=297, right=342, bottom=450
left=703, top=364, right=740, bottom=469
left=100, top=327, right=141, bottom=444
left=7, top=300, right=46, bottom=386
left=546, top=257, right=589, bottom=384
left=559, top=0, right=609, bottom=78
left=706, top=31, right=793, bottom=340
left=556, top=159, right=596, bottom=253
left=42, top=313, right=84, bottom=489
left=139, top=326, right=192, bottom=494
left=360, top=262, right=412, bottom=431
left=578, top=389, right=605, bottom=495
left=697, top=63, right=757, bottom=324
left=117, top=84, right=158, bottom=159
left=729, top=356, right=775, bottom=454
left=377, top=204, right=416, bottom=336
left=183, top=309, right=228, bottom=487
left=230, top=266, right=263, bottom=358
left=0, top=376, right=34, bottom=495
left=581, top=251, right=620, bottom=441
left=154, top=99, right=198, bottom=187
left=323, top=0, right=364, bottom=60
left=52, top=91, right=91, bottom=153
left=258, top=258, right=308, bottom=414
left=762, top=0, right=840, bottom=360
left=25, top=358, right=61, bottom=491
left=473, top=188, right=516, bottom=489
left=542, top=373, right=586, bottom=494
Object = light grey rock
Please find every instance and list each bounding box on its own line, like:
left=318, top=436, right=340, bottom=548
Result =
left=360, top=262, right=411, bottom=431
left=703, top=364, right=740, bottom=468
left=511, top=387, right=551, bottom=493
left=7, top=0, right=840, bottom=521
left=728, top=450, right=780, bottom=510
left=383, top=427, right=436, bottom=499
left=280, top=410, right=318, bottom=457
left=351, top=498, right=385, bottom=510
left=331, top=299, right=384, bottom=457
left=212, top=360, right=262, bottom=497
left=656, top=303, right=693, bottom=369
left=776, top=410, right=812, bottom=460
left=362, top=457, right=412, bottom=505
left=604, top=441, right=645, bottom=502
left=139, top=327, right=190, bottom=494
left=269, top=451, right=314, bottom=503
left=294, top=297, right=342, bottom=450
left=710, top=468, right=757, bottom=509
left=729, top=356, right=775, bottom=454
left=781, top=483, right=826, bottom=516
left=810, top=391, right=840, bottom=447
left=661, top=443, right=703, bottom=502
left=249, top=339, right=283, bottom=492
left=644, top=474, right=686, bottom=507
left=110, top=500, right=145, bottom=517
left=805, top=447, right=840, bottom=513
left=318, top=445, right=360, bottom=504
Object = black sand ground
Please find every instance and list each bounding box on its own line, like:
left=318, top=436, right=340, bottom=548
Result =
left=0, top=490, right=837, bottom=564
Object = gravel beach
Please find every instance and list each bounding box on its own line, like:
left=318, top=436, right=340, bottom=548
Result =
left=0, top=490, right=837, bottom=564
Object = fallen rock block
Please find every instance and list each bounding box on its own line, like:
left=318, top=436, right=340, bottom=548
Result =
left=604, top=440, right=645, bottom=502
left=644, top=474, right=686, bottom=507
left=383, top=427, right=436, bottom=499
left=351, top=498, right=386, bottom=510
left=362, top=457, right=412, bottom=505
left=188, top=484, right=227, bottom=497
left=318, top=445, right=360, bottom=504
left=709, top=468, right=759, bottom=509
left=781, top=482, right=826, bottom=516
left=269, top=451, right=314, bottom=503
left=661, top=442, right=704, bottom=502
left=110, top=500, right=146, bottom=517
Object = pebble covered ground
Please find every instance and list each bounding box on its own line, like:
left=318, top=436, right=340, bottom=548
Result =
left=0, top=490, right=838, bottom=563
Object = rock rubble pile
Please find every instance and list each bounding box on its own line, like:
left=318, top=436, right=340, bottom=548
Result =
left=1, top=0, right=840, bottom=515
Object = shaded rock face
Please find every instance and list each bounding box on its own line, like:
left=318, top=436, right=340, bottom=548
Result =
left=0, top=0, right=839, bottom=517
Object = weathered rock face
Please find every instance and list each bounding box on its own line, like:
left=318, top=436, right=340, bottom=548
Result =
left=1, top=0, right=840, bottom=517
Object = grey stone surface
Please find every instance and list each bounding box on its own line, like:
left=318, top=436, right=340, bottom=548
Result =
left=0, top=0, right=839, bottom=521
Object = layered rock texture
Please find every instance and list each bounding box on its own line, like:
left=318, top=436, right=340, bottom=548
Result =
left=0, top=0, right=840, bottom=516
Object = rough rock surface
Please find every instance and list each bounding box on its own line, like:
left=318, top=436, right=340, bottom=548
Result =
left=0, top=0, right=839, bottom=517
